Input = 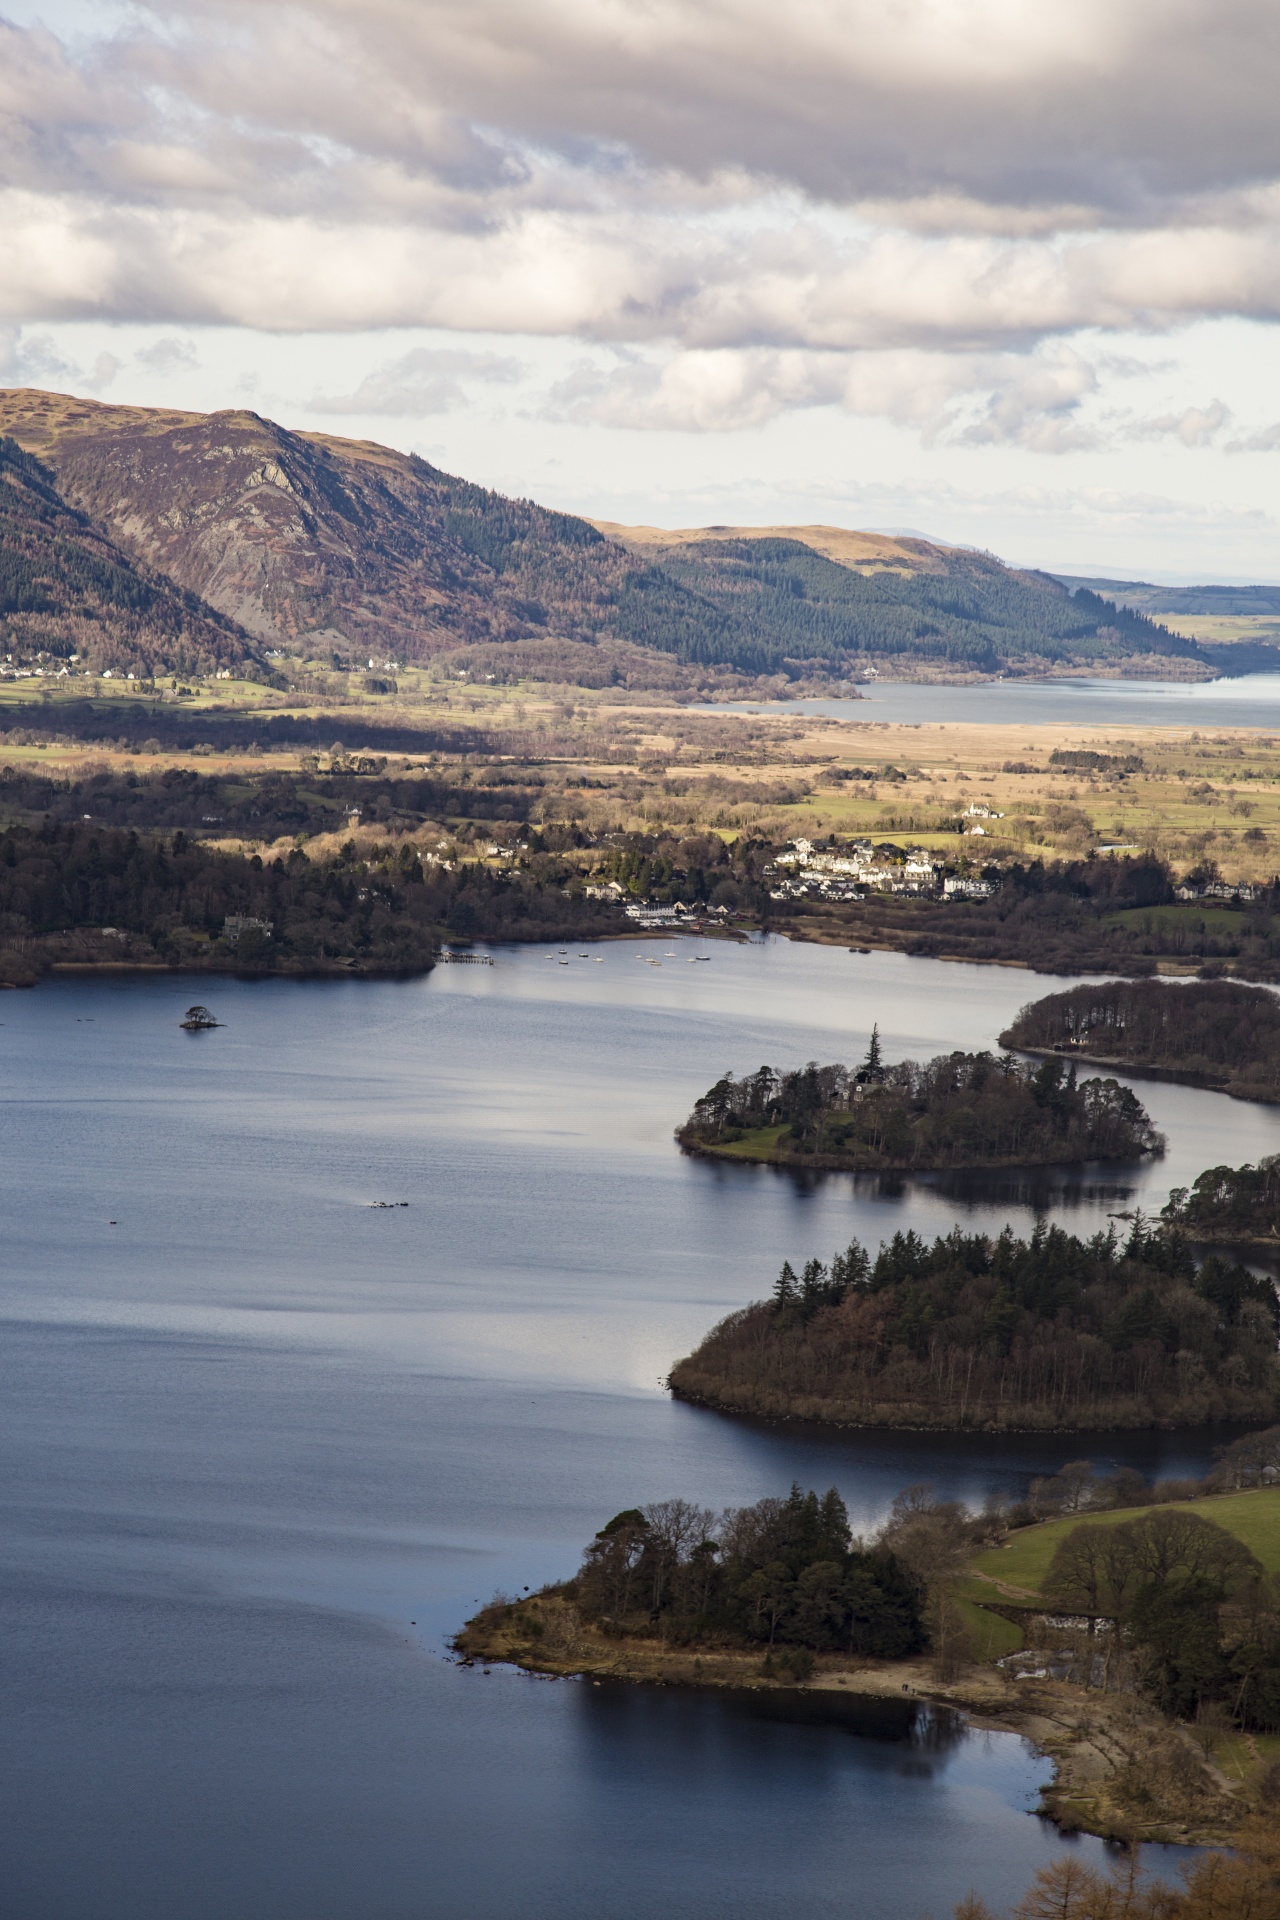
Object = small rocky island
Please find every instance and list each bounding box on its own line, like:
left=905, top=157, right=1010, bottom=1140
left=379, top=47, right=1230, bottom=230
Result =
left=1000, top=977, right=1280, bottom=1103
left=667, top=1218, right=1280, bottom=1430
left=676, top=1034, right=1164, bottom=1173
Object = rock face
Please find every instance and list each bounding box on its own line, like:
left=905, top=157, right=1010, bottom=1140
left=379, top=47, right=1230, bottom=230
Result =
left=0, top=389, right=666, bottom=661
left=0, top=430, right=258, bottom=677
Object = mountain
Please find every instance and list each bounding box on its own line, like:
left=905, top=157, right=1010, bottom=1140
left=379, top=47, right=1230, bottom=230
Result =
left=0, top=433, right=259, bottom=679
left=0, top=388, right=719, bottom=668
left=0, top=388, right=1221, bottom=682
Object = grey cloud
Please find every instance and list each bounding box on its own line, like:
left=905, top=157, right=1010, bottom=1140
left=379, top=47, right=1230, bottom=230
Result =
left=134, top=335, right=199, bottom=373
left=308, top=345, right=524, bottom=415
left=1131, top=399, right=1233, bottom=446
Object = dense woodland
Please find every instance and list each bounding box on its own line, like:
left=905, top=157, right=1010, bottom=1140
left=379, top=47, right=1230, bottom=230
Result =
left=668, top=1219, right=1280, bottom=1430
left=0, top=821, right=626, bottom=985
left=679, top=1043, right=1163, bottom=1171
left=529, top=1485, right=925, bottom=1664
left=1047, top=1508, right=1280, bottom=1730
left=1001, top=979, right=1280, bottom=1101
left=1163, top=1157, right=1280, bottom=1242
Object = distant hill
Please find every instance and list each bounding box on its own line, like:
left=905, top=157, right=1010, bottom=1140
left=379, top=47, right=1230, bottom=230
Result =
left=598, top=522, right=1199, bottom=677
left=1054, top=573, right=1280, bottom=619
left=0, top=433, right=259, bottom=679
left=0, top=388, right=1229, bottom=682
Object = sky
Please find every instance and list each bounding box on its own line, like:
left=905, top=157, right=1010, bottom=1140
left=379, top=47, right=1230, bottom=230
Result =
left=5, top=2, right=1280, bottom=580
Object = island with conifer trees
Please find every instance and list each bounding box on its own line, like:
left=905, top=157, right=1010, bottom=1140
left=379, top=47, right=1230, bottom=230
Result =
left=675, top=1028, right=1164, bottom=1173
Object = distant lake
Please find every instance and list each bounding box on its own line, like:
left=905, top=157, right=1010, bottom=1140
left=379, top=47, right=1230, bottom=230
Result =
left=726, top=673, right=1280, bottom=728
left=0, top=940, right=1246, bottom=1920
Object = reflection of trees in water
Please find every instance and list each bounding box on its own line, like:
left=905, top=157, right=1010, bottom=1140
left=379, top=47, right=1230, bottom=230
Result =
left=580, top=1679, right=967, bottom=1756
left=694, top=1154, right=1139, bottom=1212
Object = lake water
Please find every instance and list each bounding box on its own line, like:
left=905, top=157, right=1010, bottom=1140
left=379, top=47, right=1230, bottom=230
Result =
left=1, top=938, right=1259, bottom=1920
left=728, top=673, right=1280, bottom=729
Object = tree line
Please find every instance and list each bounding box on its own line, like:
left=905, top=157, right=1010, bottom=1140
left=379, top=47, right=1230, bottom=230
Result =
left=567, top=1483, right=925, bottom=1668
left=667, top=1217, right=1280, bottom=1430
left=0, top=820, right=626, bottom=984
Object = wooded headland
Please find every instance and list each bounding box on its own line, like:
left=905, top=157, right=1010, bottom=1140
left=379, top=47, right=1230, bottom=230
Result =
left=666, top=1219, right=1280, bottom=1431
left=1001, top=978, right=1280, bottom=1102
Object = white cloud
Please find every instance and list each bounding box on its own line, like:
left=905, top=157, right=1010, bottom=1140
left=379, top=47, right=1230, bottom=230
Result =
left=308, top=344, right=523, bottom=415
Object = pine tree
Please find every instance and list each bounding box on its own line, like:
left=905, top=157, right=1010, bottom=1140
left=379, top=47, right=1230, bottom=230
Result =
left=772, top=1261, right=799, bottom=1313
left=859, top=1023, right=885, bottom=1084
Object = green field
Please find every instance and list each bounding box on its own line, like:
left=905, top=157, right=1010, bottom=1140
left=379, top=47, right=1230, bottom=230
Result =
left=1104, top=903, right=1260, bottom=938
left=970, top=1489, right=1280, bottom=1599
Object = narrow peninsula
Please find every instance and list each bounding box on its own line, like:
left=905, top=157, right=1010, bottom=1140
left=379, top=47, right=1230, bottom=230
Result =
left=1000, top=978, right=1280, bottom=1103
left=676, top=1036, right=1164, bottom=1174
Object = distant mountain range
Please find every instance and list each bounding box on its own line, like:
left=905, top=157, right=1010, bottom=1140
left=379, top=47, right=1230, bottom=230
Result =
left=1, top=387, right=1273, bottom=685
left=1054, top=574, right=1280, bottom=620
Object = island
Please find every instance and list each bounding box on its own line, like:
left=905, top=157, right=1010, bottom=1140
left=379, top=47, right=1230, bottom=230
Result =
left=1000, top=977, right=1280, bottom=1103
left=457, top=1450, right=1280, bottom=1848
left=676, top=1035, right=1164, bottom=1173
left=665, top=1218, right=1280, bottom=1430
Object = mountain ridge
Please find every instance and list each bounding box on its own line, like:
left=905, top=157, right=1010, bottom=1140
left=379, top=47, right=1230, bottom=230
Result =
left=0, top=387, right=1240, bottom=683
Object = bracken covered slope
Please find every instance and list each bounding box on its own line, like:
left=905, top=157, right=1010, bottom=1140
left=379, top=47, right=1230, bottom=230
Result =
left=0, top=433, right=259, bottom=678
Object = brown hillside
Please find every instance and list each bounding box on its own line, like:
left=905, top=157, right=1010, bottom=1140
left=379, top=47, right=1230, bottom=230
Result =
left=0, top=389, right=654, bottom=662
left=591, top=519, right=957, bottom=577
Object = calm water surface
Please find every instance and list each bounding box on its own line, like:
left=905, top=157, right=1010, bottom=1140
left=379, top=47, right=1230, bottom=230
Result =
left=729, top=673, right=1280, bottom=728
left=2, top=939, right=1261, bottom=1920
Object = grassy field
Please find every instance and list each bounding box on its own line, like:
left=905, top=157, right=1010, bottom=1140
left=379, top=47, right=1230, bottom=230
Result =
left=970, top=1489, right=1280, bottom=1597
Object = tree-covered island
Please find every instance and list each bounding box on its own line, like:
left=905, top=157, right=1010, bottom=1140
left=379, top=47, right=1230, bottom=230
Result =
left=676, top=1034, right=1164, bottom=1173
left=667, top=1218, right=1280, bottom=1430
left=1001, top=977, right=1280, bottom=1103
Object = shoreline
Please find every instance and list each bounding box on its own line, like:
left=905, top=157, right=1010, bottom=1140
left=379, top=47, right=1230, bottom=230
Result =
left=453, top=1599, right=1247, bottom=1847
left=675, top=1127, right=1158, bottom=1178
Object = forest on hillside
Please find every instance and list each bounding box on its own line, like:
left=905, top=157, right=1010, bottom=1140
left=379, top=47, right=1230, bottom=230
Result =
left=678, top=1045, right=1163, bottom=1171
left=1001, top=979, right=1280, bottom=1101
left=649, top=537, right=1196, bottom=675
left=667, top=1218, right=1280, bottom=1430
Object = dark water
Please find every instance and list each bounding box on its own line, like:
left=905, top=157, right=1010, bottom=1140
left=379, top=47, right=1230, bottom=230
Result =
left=2, top=939, right=1261, bottom=1920
left=727, top=672, right=1280, bottom=728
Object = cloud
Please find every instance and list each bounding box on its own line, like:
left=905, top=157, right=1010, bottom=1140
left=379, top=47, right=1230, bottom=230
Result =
left=308, top=345, right=524, bottom=415
left=1131, top=398, right=1232, bottom=446
left=542, top=341, right=1112, bottom=447
left=5, top=3, right=1280, bottom=446
left=134, top=335, right=199, bottom=373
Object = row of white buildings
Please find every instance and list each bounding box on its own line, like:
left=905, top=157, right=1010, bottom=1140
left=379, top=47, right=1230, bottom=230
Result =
left=768, top=838, right=995, bottom=903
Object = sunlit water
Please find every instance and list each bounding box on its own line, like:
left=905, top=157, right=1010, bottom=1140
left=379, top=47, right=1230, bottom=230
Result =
left=1, top=939, right=1255, bottom=1920
left=726, top=674, right=1280, bottom=729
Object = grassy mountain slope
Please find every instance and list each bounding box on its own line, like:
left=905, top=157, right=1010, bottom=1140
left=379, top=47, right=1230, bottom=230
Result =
left=0, top=433, right=260, bottom=678
left=0, top=388, right=1214, bottom=680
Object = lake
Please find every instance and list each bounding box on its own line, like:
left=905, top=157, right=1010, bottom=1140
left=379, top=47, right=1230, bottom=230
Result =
left=0, top=938, right=1260, bottom=1920
left=727, top=673, right=1280, bottom=729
